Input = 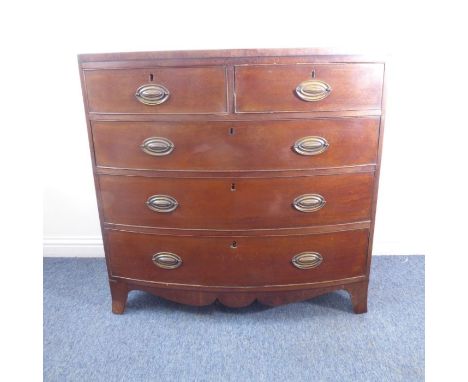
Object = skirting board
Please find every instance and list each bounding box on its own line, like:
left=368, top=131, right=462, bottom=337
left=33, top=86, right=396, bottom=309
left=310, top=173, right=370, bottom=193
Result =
left=43, top=236, right=104, bottom=257
left=43, top=236, right=425, bottom=257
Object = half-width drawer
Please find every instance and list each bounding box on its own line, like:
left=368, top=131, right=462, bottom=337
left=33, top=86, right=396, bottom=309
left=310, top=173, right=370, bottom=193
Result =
left=83, top=66, right=227, bottom=114
left=107, top=229, right=369, bottom=286
left=235, top=63, right=384, bottom=113
left=99, top=173, right=374, bottom=229
left=92, top=117, right=379, bottom=171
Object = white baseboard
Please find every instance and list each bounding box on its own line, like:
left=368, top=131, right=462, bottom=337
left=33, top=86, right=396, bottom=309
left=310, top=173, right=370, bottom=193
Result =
left=43, top=236, right=104, bottom=257
left=43, top=236, right=425, bottom=258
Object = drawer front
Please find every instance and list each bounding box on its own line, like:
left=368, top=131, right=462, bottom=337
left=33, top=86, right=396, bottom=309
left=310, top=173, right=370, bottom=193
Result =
left=235, top=64, right=384, bottom=113
left=107, top=229, right=369, bottom=286
left=92, top=117, right=379, bottom=171
left=84, top=67, right=227, bottom=114
left=99, top=173, right=374, bottom=229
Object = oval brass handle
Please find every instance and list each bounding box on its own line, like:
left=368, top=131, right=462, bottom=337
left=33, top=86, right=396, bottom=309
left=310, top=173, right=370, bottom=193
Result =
left=293, top=194, right=326, bottom=212
left=146, top=195, right=178, bottom=213
left=152, top=252, right=182, bottom=269
left=140, top=137, right=174, bottom=156
left=293, top=136, right=329, bottom=156
left=295, top=79, right=331, bottom=102
left=135, top=84, right=170, bottom=105
left=292, top=252, right=323, bottom=269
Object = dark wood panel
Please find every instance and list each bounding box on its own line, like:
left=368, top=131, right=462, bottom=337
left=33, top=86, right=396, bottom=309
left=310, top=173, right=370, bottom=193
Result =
left=103, top=221, right=371, bottom=237
left=84, top=66, right=227, bottom=114
left=98, top=173, right=374, bottom=229
left=77, top=49, right=386, bottom=313
left=95, top=165, right=376, bottom=179
left=88, top=110, right=382, bottom=120
left=92, top=118, right=379, bottom=171
left=107, top=229, right=369, bottom=287
left=110, top=279, right=368, bottom=313
left=235, top=64, right=384, bottom=113
left=78, top=48, right=385, bottom=64
left=366, top=64, right=387, bottom=276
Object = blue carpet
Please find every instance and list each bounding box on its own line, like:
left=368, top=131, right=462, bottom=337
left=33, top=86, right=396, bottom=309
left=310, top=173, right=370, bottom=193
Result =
left=44, top=256, right=424, bottom=382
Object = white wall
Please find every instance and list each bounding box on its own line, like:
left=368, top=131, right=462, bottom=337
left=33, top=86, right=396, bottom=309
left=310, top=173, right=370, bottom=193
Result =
left=42, top=1, right=464, bottom=257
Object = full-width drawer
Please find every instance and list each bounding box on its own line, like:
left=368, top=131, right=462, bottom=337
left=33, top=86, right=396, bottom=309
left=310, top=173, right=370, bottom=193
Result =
left=99, top=173, right=374, bottom=229
left=92, top=117, right=379, bottom=171
left=235, top=64, right=384, bottom=113
left=107, top=229, right=369, bottom=286
left=83, top=67, right=227, bottom=114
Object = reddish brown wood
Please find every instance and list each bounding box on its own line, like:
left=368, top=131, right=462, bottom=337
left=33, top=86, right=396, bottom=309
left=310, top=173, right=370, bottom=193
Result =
left=345, top=280, right=369, bottom=314
left=78, top=53, right=116, bottom=283
left=235, top=64, right=384, bottom=113
left=366, top=64, right=387, bottom=277
left=92, top=118, right=379, bottom=171
left=78, top=48, right=385, bottom=64
left=84, top=66, right=227, bottom=114
left=106, top=229, right=369, bottom=286
left=109, top=279, right=128, bottom=314
left=98, top=173, right=374, bottom=229
left=124, top=282, right=365, bottom=310
left=95, top=165, right=376, bottom=179
left=89, top=109, right=381, bottom=121
left=103, top=220, right=371, bottom=237
left=78, top=48, right=386, bottom=314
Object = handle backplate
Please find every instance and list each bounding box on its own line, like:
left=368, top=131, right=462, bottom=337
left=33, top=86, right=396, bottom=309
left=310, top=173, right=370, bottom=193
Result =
left=293, top=194, right=326, bottom=212
left=140, top=137, right=174, bottom=156
left=146, top=195, right=178, bottom=213
left=152, top=252, right=182, bottom=269
left=292, top=252, right=323, bottom=269
left=295, top=79, right=331, bottom=102
left=293, top=136, right=329, bottom=156
left=135, top=84, right=170, bottom=105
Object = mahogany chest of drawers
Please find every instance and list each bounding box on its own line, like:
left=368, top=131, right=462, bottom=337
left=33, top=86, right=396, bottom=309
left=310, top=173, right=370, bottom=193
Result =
left=78, top=49, right=385, bottom=314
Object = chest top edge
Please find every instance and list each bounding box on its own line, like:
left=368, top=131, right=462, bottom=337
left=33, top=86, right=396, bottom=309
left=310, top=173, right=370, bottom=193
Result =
left=78, top=48, right=387, bottom=65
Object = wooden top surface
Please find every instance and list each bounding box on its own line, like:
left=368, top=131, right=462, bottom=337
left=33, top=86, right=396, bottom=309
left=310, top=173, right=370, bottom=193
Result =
left=78, top=48, right=386, bottom=63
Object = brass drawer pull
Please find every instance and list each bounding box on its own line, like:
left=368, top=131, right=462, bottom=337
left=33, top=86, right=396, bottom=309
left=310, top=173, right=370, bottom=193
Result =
left=152, top=252, right=182, bottom=269
left=146, top=195, right=178, bottom=213
left=293, top=136, right=329, bottom=156
left=292, top=252, right=323, bottom=269
left=293, top=194, right=326, bottom=212
left=135, top=84, right=170, bottom=105
left=295, top=79, right=331, bottom=102
left=140, top=137, right=175, bottom=156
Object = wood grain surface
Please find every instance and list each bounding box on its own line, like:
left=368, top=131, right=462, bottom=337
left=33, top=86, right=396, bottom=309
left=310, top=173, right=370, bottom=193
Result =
left=78, top=48, right=386, bottom=313
left=98, top=173, right=374, bottom=229
left=92, top=117, right=379, bottom=171
left=84, top=66, right=227, bottom=114
left=107, top=229, right=369, bottom=287
left=235, top=63, right=384, bottom=113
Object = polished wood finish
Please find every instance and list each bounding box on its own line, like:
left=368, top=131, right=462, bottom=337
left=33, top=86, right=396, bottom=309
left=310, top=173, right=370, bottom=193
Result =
left=99, top=173, right=374, bottom=229
left=346, top=280, right=369, bottom=314
left=109, top=280, right=369, bottom=312
left=89, top=109, right=381, bottom=122
left=96, top=164, right=377, bottom=179
left=107, top=229, right=369, bottom=286
left=235, top=64, right=384, bottom=113
left=84, top=66, right=227, bottom=114
left=103, top=220, right=371, bottom=237
left=92, top=118, right=379, bottom=171
left=78, top=48, right=386, bottom=314
left=78, top=48, right=385, bottom=63
left=109, top=279, right=128, bottom=314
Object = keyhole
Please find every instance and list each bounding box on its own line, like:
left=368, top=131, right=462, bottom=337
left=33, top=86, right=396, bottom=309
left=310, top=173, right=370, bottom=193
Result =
left=311, top=69, right=316, bottom=78
left=149, top=73, right=154, bottom=81
left=229, top=127, right=235, bottom=135
left=231, top=183, right=236, bottom=191
left=230, top=241, right=237, bottom=249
